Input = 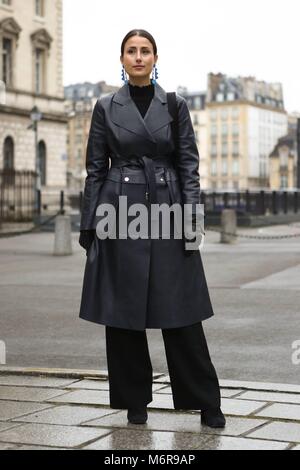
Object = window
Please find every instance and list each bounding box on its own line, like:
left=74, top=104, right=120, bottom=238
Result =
left=279, top=148, right=288, bottom=168
left=221, top=123, right=228, bottom=136
left=3, top=136, right=14, bottom=169
left=210, top=124, right=217, bottom=136
left=232, top=107, right=239, bottom=120
left=211, top=142, right=217, bottom=156
left=0, top=18, right=21, bottom=87
left=193, top=113, right=199, bottom=126
left=194, top=97, right=201, bottom=109
left=35, top=0, right=44, bottom=16
left=35, top=48, right=45, bottom=93
left=31, top=28, right=52, bottom=95
left=232, top=123, right=239, bottom=136
left=232, top=141, right=239, bottom=156
left=232, top=159, right=239, bottom=175
left=211, top=159, right=217, bottom=176
left=38, top=141, right=46, bottom=186
left=2, top=37, right=12, bottom=86
left=222, top=141, right=228, bottom=156
left=280, top=175, right=288, bottom=188
left=221, top=108, right=228, bottom=120
left=221, top=159, right=227, bottom=175
left=210, top=109, right=217, bottom=121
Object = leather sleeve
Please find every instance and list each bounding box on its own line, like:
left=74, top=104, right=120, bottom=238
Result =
left=175, top=95, right=201, bottom=215
left=80, top=99, right=109, bottom=230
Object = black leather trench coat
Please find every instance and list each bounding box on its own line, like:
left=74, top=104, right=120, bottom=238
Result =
left=79, top=82, right=214, bottom=330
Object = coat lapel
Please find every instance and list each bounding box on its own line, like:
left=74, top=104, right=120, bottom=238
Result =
left=111, top=82, right=173, bottom=143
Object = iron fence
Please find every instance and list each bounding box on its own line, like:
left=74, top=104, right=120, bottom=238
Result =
left=0, top=169, right=37, bottom=223
left=201, top=190, right=300, bottom=215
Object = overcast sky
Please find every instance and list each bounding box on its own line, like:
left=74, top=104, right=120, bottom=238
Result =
left=63, top=0, right=300, bottom=114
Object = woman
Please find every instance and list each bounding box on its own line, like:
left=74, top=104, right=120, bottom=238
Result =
left=79, top=29, right=225, bottom=428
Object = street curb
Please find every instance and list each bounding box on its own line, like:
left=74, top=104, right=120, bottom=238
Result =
left=0, top=366, right=165, bottom=381
left=1, top=366, right=300, bottom=394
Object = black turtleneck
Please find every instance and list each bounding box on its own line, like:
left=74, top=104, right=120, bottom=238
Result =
left=128, top=82, right=154, bottom=119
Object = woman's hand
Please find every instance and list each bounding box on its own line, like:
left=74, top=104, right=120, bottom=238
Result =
left=79, top=230, right=96, bottom=255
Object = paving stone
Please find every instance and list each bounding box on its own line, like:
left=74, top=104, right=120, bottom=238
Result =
left=153, top=387, right=243, bottom=398
left=153, top=384, right=168, bottom=392
left=238, top=391, right=300, bottom=404
left=221, top=389, right=244, bottom=398
left=84, top=409, right=267, bottom=437
left=15, top=445, right=70, bottom=450
left=200, top=435, right=288, bottom=450
left=0, top=422, right=24, bottom=432
left=82, top=428, right=212, bottom=450
left=149, top=394, right=174, bottom=410
left=254, top=403, right=300, bottom=421
left=0, top=401, right=54, bottom=420
left=13, top=405, right=120, bottom=426
left=221, top=398, right=266, bottom=416
left=220, top=380, right=300, bottom=394
left=47, top=390, right=110, bottom=406
left=153, top=375, right=170, bottom=384
left=0, top=442, right=19, bottom=450
left=0, top=423, right=113, bottom=448
left=0, top=386, right=69, bottom=402
left=153, top=386, right=172, bottom=394
left=0, top=375, right=78, bottom=388
left=247, top=422, right=300, bottom=443
left=65, top=380, right=110, bottom=391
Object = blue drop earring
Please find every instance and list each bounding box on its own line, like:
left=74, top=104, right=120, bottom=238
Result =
left=151, top=64, right=158, bottom=85
left=121, top=65, right=128, bottom=84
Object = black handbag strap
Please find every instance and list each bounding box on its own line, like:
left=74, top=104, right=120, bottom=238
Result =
left=167, top=92, right=179, bottom=168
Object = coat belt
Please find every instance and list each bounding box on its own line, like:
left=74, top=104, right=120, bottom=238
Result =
left=110, top=156, right=176, bottom=204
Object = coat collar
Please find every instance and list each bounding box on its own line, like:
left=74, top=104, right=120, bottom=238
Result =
left=111, top=82, right=173, bottom=143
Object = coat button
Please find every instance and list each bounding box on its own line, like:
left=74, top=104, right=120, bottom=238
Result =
left=124, top=176, right=129, bottom=182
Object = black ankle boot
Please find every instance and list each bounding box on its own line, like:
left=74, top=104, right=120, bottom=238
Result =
left=201, top=407, right=226, bottom=428
left=127, top=406, right=148, bottom=424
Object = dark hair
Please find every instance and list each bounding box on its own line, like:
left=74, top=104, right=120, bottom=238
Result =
left=121, top=29, right=157, bottom=57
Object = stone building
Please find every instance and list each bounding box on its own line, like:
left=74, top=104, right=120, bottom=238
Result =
left=64, top=80, right=119, bottom=190
left=0, top=0, right=67, bottom=211
left=206, top=73, right=288, bottom=190
left=269, top=113, right=299, bottom=190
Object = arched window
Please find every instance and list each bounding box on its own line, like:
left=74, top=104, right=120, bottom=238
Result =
left=3, top=136, right=14, bottom=170
left=38, top=140, right=46, bottom=186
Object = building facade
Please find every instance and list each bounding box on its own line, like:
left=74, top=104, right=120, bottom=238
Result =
left=64, top=80, right=119, bottom=190
left=269, top=113, right=299, bottom=190
left=178, top=87, right=210, bottom=189
left=0, top=0, right=67, bottom=203
left=206, top=73, right=288, bottom=190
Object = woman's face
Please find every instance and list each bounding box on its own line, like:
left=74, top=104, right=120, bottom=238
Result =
left=121, top=35, right=158, bottom=84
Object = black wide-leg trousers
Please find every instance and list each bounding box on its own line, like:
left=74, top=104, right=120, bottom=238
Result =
left=105, top=322, right=221, bottom=411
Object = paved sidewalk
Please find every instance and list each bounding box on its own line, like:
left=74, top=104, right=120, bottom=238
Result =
left=0, top=368, right=300, bottom=450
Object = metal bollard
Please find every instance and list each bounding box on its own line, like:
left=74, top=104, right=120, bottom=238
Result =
left=53, top=215, right=72, bottom=256
left=220, top=209, right=237, bottom=244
